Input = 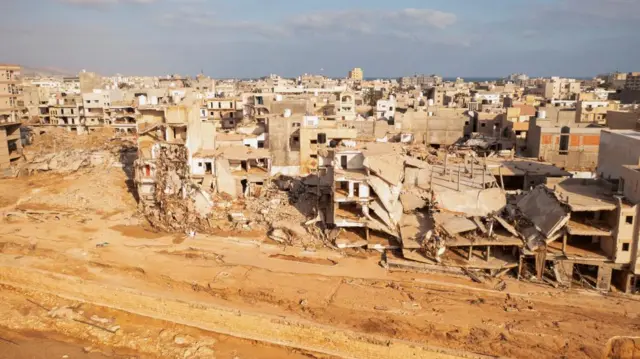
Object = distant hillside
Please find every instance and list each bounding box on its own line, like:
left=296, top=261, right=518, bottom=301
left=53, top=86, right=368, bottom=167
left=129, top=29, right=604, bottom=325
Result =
left=21, top=66, right=76, bottom=78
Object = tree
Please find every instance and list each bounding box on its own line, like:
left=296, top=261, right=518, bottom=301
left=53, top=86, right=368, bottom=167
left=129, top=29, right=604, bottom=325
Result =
left=363, top=89, right=383, bottom=106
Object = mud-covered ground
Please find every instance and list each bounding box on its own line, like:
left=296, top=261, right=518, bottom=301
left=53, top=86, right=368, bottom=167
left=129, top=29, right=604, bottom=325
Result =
left=1, top=166, right=639, bottom=358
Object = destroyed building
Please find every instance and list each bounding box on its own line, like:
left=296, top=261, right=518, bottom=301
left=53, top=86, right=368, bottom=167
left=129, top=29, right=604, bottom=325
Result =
left=0, top=64, right=23, bottom=171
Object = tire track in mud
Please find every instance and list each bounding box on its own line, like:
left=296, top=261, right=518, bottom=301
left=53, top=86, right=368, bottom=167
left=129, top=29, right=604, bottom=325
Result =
left=0, top=264, right=490, bottom=359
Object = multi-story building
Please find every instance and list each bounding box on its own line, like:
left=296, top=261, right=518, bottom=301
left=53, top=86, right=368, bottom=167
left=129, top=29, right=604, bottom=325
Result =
left=348, top=68, right=363, bottom=81
left=205, top=97, right=243, bottom=129
left=298, top=116, right=358, bottom=176
left=625, top=72, right=640, bottom=91
left=526, top=114, right=605, bottom=172
left=376, top=96, right=397, bottom=120
left=106, top=103, right=138, bottom=135
left=48, top=96, right=83, bottom=132
left=0, top=64, right=23, bottom=170
left=0, top=64, right=22, bottom=124
left=81, top=91, right=111, bottom=128
left=329, top=142, right=405, bottom=248
left=575, top=100, right=618, bottom=124
left=542, top=78, right=581, bottom=100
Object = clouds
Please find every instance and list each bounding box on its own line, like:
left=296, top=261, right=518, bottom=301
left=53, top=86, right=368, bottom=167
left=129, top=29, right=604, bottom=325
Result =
left=2, top=0, right=639, bottom=77
left=161, top=7, right=459, bottom=44
left=59, top=0, right=156, bottom=7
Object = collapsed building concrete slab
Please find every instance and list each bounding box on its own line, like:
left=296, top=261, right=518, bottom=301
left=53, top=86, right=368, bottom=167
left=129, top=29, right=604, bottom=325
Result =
left=215, top=158, right=237, bottom=198
left=433, top=212, right=478, bottom=236
left=517, top=186, right=570, bottom=238
left=434, top=187, right=506, bottom=217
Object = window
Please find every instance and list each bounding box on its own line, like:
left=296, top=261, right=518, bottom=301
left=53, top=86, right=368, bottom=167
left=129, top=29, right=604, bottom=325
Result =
left=198, top=162, right=203, bottom=167
left=626, top=216, right=633, bottom=225
left=622, top=243, right=630, bottom=252
left=465, top=121, right=470, bottom=125
left=481, top=123, right=486, bottom=127
left=559, top=126, right=570, bottom=154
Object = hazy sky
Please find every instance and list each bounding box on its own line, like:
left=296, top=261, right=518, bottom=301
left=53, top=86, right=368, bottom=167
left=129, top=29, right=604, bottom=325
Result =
left=1, top=0, right=639, bottom=78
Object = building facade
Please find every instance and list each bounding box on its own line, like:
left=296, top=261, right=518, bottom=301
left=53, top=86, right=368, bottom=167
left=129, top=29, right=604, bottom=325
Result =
left=348, top=68, right=364, bottom=81
left=0, top=64, right=23, bottom=170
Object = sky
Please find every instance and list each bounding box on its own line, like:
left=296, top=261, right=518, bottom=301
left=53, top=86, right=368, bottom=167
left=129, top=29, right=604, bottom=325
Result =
left=1, top=0, right=639, bottom=78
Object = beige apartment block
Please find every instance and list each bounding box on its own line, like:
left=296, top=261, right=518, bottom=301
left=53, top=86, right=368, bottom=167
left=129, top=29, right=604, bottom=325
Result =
left=625, top=72, right=640, bottom=91
left=348, top=67, right=363, bottom=81
left=0, top=64, right=23, bottom=169
left=575, top=100, right=618, bottom=124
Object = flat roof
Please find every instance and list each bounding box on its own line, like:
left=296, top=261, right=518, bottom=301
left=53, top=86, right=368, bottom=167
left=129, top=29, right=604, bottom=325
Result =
left=487, top=158, right=571, bottom=177
left=602, top=129, right=640, bottom=139
left=548, top=178, right=619, bottom=212
left=214, top=146, right=270, bottom=160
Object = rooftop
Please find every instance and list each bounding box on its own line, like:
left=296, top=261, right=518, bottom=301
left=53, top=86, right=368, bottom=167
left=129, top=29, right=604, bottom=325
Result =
left=603, top=129, right=640, bottom=139
left=486, top=158, right=571, bottom=177
left=548, top=178, right=626, bottom=212
left=214, top=146, right=270, bottom=160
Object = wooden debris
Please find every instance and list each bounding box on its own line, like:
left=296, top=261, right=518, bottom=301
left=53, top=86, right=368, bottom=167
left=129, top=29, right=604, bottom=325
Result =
left=462, top=268, right=485, bottom=283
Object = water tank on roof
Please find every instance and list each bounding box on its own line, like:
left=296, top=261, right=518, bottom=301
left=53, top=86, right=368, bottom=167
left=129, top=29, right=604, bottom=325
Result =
left=150, top=96, right=158, bottom=105
left=275, top=94, right=283, bottom=102
left=537, top=110, right=547, bottom=119
left=284, top=108, right=291, bottom=118
left=428, top=99, right=434, bottom=106
left=317, top=133, right=327, bottom=144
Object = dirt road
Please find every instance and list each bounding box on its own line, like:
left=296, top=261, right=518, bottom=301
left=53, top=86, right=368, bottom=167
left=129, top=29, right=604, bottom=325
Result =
left=1, top=169, right=639, bottom=358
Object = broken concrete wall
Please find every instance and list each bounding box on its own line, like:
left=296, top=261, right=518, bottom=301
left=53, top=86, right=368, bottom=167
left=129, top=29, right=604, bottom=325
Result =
left=215, top=158, right=237, bottom=198
left=363, top=154, right=404, bottom=186
left=367, top=175, right=402, bottom=214
left=267, top=117, right=300, bottom=168
left=433, top=187, right=506, bottom=217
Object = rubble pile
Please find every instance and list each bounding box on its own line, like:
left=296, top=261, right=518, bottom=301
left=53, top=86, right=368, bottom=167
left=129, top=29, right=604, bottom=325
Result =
left=142, top=145, right=210, bottom=233
left=7, top=127, right=137, bottom=177
left=27, top=127, right=133, bottom=153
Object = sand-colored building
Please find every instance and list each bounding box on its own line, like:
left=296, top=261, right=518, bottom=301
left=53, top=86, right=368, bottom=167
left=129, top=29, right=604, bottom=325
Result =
left=348, top=68, right=363, bottom=81
left=0, top=64, right=23, bottom=170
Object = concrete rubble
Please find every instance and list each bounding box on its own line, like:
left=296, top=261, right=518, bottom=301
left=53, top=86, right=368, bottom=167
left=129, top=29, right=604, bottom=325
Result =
left=2, top=127, right=137, bottom=177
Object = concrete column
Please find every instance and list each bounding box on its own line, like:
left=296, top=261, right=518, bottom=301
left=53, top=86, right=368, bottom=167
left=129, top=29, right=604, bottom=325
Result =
left=348, top=181, right=354, bottom=198
left=596, top=266, right=612, bottom=292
